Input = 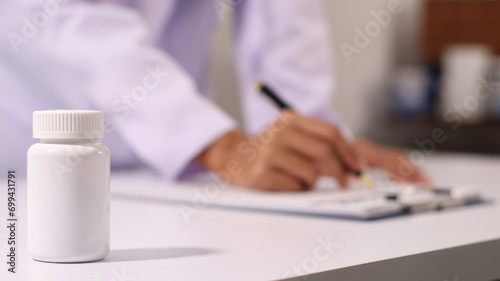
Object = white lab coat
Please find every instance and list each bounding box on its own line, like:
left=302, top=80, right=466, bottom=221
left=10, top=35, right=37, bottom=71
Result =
left=0, top=0, right=345, bottom=179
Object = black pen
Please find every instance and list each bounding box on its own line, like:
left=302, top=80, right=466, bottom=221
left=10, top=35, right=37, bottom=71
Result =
left=255, top=81, right=292, bottom=110
left=255, top=80, right=375, bottom=188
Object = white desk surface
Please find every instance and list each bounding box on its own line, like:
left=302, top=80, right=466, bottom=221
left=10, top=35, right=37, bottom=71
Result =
left=2, top=153, right=500, bottom=281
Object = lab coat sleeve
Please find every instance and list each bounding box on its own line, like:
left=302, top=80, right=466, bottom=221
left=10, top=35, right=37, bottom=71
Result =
left=39, top=2, right=236, bottom=179
left=234, top=0, right=352, bottom=139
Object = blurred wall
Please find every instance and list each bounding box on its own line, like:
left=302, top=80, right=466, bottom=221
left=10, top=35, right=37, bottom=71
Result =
left=210, top=0, right=425, bottom=136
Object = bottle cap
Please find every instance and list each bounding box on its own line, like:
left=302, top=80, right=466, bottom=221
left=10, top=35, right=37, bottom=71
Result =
left=33, top=110, right=104, bottom=139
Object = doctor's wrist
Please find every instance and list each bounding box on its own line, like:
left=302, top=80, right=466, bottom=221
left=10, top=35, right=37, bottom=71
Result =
left=195, top=129, right=247, bottom=173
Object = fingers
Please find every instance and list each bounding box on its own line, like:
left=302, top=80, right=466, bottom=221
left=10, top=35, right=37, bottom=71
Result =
left=260, top=171, right=306, bottom=192
left=225, top=112, right=365, bottom=191
left=410, top=172, right=431, bottom=184
left=290, top=114, right=362, bottom=172
left=276, top=129, right=333, bottom=160
left=265, top=148, right=319, bottom=188
left=390, top=164, right=431, bottom=184
left=359, top=144, right=431, bottom=184
left=272, top=127, right=353, bottom=187
left=315, top=157, right=350, bottom=188
left=233, top=161, right=306, bottom=192
left=395, top=154, right=430, bottom=184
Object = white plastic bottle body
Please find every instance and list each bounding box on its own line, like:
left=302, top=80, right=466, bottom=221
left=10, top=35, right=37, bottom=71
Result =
left=27, top=139, right=110, bottom=263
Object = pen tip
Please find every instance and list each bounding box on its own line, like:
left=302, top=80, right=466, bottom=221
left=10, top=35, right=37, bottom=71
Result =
left=359, top=173, right=375, bottom=188
left=254, top=80, right=263, bottom=93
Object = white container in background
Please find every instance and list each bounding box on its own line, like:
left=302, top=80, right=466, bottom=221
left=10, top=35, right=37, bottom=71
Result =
left=439, top=45, right=493, bottom=123
left=27, top=110, right=110, bottom=263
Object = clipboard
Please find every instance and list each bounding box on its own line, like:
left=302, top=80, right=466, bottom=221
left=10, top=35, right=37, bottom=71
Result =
left=110, top=170, right=487, bottom=220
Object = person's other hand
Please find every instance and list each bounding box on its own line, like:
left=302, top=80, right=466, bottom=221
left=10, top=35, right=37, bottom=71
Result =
left=354, top=138, right=430, bottom=183
left=196, top=111, right=363, bottom=191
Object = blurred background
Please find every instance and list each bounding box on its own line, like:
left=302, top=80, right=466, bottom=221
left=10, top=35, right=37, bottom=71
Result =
left=212, top=0, right=500, bottom=154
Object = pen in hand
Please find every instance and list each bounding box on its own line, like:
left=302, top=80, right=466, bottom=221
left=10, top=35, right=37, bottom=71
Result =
left=255, top=80, right=375, bottom=188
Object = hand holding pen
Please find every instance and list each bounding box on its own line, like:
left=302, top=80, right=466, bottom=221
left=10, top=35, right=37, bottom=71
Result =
left=195, top=81, right=375, bottom=191
left=255, top=81, right=375, bottom=188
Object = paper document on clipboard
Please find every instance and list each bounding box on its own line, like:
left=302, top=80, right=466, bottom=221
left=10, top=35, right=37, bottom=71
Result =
left=110, top=169, right=486, bottom=220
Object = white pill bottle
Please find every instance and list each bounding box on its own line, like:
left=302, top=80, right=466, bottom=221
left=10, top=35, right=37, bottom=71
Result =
left=27, top=110, right=110, bottom=263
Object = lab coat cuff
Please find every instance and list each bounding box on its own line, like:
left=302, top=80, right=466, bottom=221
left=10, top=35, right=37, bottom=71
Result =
left=158, top=113, right=237, bottom=180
